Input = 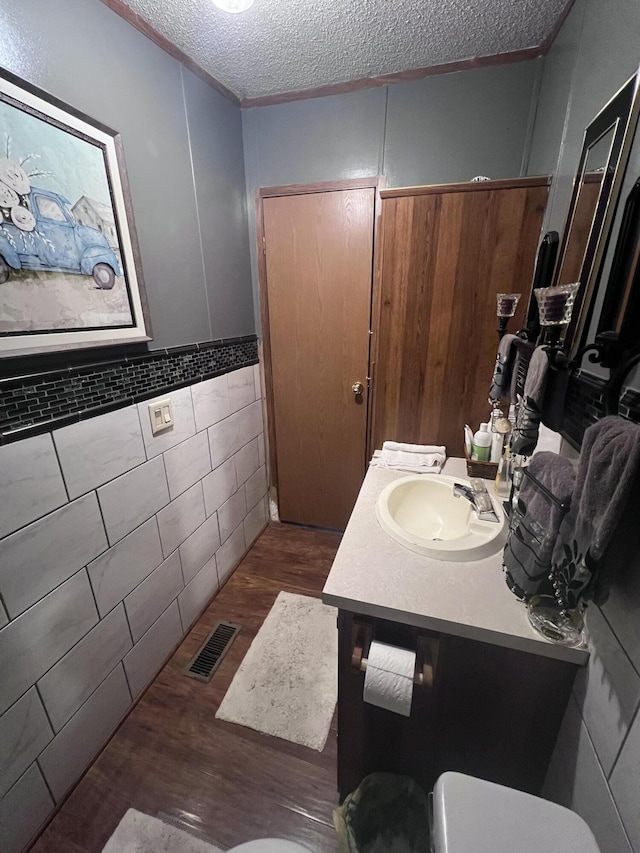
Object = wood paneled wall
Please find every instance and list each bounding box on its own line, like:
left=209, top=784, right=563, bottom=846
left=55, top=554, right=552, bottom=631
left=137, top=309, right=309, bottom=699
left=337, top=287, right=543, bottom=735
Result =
left=371, top=178, right=549, bottom=455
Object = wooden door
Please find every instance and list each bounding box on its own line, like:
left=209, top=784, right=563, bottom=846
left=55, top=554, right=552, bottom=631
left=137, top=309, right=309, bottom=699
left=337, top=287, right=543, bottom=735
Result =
left=263, top=188, right=375, bottom=529
left=371, top=178, right=549, bottom=454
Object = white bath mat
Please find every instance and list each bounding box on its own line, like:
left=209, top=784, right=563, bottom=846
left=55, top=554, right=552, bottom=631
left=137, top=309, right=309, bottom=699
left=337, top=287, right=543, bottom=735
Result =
left=102, top=809, right=223, bottom=852
left=216, top=591, right=338, bottom=751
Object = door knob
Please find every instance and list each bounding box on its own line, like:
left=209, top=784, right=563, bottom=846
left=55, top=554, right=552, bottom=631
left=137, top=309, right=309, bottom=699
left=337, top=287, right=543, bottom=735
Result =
left=352, top=382, right=364, bottom=395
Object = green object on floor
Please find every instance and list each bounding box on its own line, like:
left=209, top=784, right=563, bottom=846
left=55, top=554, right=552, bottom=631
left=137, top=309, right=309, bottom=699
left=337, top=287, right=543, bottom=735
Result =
left=333, top=772, right=431, bottom=853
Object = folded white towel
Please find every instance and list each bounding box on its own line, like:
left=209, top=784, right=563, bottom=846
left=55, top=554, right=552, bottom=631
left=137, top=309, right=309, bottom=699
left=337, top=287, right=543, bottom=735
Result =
left=370, top=441, right=447, bottom=474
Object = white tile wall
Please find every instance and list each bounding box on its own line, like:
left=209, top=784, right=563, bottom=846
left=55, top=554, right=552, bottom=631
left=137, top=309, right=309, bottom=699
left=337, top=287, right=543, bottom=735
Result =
left=191, top=373, right=230, bottom=432
left=601, top=562, right=640, bottom=674
left=544, top=448, right=640, bottom=853
left=0, top=764, right=54, bottom=853
left=53, top=407, right=146, bottom=499
left=0, top=689, right=52, bottom=798
left=177, top=554, right=219, bottom=631
left=0, top=494, right=107, bottom=619
left=0, top=365, right=266, bottom=850
left=0, top=571, right=98, bottom=715
left=227, top=365, right=256, bottom=414
left=37, top=605, right=132, bottom=732
left=138, top=387, right=196, bottom=458
left=123, top=601, right=183, bottom=698
left=163, top=430, right=211, bottom=499
left=97, top=457, right=170, bottom=545
left=202, top=456, right=237, bottom=516
left=244, top=496, right=268, bottom=548
left=610, top=705, right=640, bottom=848
left=573, top=606, right=640, bottom=776
left=179, top=513, right=221, bottom=585
left=0, top=434, right=67, bottom=540
left=87, top=518, right=164, bottom=617
left=245, top=464, right=267, bottom=511
left=124, top=551, right=184, bottom=642
left=156, top=482, right=206, bottom=557
left=38, top=664, right=132, bottom=801
left=216, top=523, right=246, bottom=586
left=218, top=486, right=247, bottom=544
left=207, top=399, right=263, bottom=468
left=544, top=697, right=633, bottom=853
left=235, top=437, right=260, bottom=485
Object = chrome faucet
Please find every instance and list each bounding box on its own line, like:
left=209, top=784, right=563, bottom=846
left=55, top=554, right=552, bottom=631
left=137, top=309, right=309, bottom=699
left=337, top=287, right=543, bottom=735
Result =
left=453, top=480, right=500, bottom=523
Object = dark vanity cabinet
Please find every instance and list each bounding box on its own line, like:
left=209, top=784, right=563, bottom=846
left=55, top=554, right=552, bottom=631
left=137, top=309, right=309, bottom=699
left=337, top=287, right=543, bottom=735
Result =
left=336, top=608, right=580, bottom=801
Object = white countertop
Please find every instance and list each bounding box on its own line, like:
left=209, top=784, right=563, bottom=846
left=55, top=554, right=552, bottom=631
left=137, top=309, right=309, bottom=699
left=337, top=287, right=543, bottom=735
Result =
left=322, top=458, right=588, bottom=665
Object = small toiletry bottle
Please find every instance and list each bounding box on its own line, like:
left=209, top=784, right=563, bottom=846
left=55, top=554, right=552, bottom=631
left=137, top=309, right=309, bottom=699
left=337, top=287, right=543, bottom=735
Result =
left=472, top=423, right=491, bottom=462
left=490, top=431, right=503, bottom=463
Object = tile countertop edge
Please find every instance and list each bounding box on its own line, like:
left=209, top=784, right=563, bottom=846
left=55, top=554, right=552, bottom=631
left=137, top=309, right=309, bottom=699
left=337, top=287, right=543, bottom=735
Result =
left=321, top=457, right=589, bottom=667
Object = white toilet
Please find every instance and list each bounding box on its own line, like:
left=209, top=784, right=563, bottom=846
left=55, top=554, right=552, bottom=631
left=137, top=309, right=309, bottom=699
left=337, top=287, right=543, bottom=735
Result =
left=228, top=841, right=310, bottom=852
left=226, top=773, right=601, bottom=853
left=431, top=772, right=601, bottom=853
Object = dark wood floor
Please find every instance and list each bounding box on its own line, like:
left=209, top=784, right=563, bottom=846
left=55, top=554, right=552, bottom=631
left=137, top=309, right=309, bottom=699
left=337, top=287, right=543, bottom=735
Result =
left=32, top=523, right=342, bottom=853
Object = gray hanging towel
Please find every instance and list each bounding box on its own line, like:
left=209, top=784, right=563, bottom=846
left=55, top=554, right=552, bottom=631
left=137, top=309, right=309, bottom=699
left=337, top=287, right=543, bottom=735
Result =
left=511, top=347, right=549, bottom=455
left=489, top=333, right=518, bottom=402
left=510, top=339, right=535, bottom=401
left=552, top=416, right=640, bottom=609
left=503, top=452, right=574, bottom=601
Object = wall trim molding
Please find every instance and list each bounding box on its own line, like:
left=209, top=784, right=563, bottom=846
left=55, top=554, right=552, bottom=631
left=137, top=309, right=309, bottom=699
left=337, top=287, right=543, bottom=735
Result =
left=97, top=0, right=240, bottom=105
left=380, top=175, right=551, bottom=199
left=98, top=0, right=576, bottom=111
left=239, top=47, right=545, bottom=108
left=0, top=336, right=258, bottom=444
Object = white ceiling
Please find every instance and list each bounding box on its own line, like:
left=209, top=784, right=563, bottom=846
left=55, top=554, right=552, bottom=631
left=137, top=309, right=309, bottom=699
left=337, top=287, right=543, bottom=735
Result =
left=117, top=0, right=569, bottom=103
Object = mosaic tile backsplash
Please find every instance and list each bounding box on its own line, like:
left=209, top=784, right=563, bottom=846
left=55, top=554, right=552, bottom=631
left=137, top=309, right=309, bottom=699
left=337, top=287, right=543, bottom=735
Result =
left=564, top=371, right=640, bottom=448
left=0, top=337, right=258, bottom=444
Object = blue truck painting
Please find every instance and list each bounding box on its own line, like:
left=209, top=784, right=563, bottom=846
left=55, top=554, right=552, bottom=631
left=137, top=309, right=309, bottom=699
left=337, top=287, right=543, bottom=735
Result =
left=0, top=187, right=121, bottom=290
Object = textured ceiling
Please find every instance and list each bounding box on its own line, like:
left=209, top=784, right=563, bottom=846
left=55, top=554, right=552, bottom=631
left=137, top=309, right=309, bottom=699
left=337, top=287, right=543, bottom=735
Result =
left=116, top=0, right=569, bottom=102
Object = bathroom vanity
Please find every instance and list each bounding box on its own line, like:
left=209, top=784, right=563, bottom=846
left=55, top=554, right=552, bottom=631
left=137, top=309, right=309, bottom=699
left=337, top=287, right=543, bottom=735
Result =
left=322, top=458, right=588, bottom=800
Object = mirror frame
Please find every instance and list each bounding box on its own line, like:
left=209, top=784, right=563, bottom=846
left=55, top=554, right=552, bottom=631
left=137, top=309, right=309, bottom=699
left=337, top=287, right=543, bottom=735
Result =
left=598, top=177, right=640, bottom=348
left=554, top=71, right=640, bottom=358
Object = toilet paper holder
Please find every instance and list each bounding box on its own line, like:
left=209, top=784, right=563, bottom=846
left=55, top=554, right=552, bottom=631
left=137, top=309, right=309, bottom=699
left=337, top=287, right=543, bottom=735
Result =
left=350, top=622, right=439, bottom=688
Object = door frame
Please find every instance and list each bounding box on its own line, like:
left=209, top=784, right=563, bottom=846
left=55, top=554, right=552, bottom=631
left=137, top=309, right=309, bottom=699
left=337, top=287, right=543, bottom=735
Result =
left=255, top=176, right=385, bottom=511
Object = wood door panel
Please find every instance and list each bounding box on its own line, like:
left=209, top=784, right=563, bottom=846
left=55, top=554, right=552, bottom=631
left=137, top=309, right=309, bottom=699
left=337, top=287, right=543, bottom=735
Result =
left=372, top=183, right=548, bottom=454
left=264, top=189, right=374, bottom=529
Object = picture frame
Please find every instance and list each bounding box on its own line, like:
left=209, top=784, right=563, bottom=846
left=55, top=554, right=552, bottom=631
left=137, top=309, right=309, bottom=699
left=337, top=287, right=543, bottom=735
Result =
left=0, top=66, right=151, bottom=356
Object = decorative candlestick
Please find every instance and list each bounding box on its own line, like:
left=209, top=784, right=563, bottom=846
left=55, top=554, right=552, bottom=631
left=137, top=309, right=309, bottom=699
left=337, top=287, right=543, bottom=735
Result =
left=496, top=293, right=521, bottom=339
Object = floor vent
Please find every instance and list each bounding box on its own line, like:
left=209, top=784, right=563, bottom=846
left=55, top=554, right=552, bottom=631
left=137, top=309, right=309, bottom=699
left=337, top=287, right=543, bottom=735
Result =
left=185, top=620, right=241, bottom=683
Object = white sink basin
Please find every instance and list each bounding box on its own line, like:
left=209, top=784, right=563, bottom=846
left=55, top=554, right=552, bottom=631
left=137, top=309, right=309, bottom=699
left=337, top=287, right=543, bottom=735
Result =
left=376, top=474, right=507, bottom=562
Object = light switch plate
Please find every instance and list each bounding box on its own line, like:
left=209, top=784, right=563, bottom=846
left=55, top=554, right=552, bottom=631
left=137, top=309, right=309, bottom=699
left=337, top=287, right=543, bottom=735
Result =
left=148, top=398, right=174, bottom=435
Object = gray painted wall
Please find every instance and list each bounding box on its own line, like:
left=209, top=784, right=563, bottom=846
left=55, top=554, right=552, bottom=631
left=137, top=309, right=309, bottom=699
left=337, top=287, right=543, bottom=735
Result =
left=384, top=61, right=541, bottom=188
left=528, top=0, right=640, bottom=385
left=242, top=60, right=542, bottom=330
left=527, top=3, right=640, bottom=851
left=528, top=0, right=640, bottom=234
left=0, top=0, right=255, bottom=349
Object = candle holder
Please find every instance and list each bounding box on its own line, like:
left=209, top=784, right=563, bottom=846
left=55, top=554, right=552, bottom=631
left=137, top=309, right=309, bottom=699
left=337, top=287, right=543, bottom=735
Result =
left=534, top=283, right=580, bottom=345
left=496, top=293, right=521, bottom=339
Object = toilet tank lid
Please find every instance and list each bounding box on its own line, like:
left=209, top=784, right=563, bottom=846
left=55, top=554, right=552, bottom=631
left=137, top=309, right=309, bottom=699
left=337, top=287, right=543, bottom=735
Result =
left=431, top=772, right=601, bottom=853
left=228, top=841, right=312, bottom=853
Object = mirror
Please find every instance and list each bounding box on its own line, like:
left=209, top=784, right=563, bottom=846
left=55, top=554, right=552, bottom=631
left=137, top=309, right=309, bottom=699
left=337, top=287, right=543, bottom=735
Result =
left=553, top=72, right=640, bottom=357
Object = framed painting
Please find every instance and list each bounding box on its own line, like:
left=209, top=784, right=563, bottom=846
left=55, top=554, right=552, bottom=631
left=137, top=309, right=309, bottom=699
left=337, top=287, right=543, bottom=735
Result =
left=0, top=67, right=151, bottom=356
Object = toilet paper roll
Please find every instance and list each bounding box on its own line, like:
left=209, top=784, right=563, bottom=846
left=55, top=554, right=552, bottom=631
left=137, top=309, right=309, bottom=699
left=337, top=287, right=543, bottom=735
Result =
left=363, top=640, right=416, bottom=717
